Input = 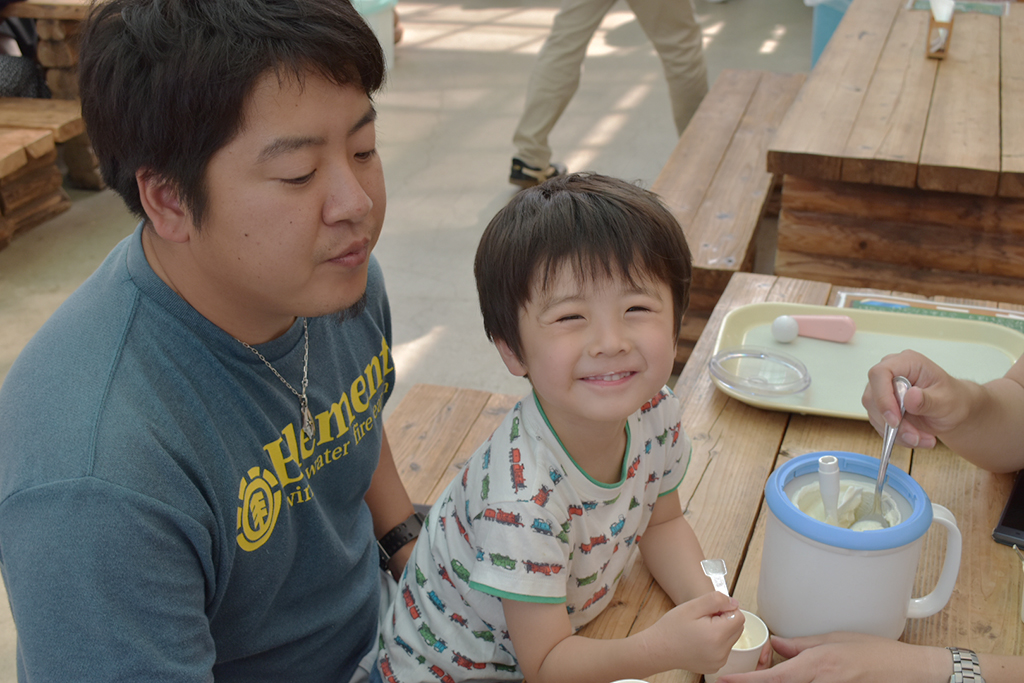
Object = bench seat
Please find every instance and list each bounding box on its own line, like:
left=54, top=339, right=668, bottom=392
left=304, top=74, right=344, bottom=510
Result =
left=0, top=97, right=107, bottom=248
left=0, top=125, right=69, bottom=248
left=651, top=69, right=806, bottom=371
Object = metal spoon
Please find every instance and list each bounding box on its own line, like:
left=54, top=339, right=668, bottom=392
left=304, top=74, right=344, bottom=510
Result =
left=862, top=376, right=911, bottom=528
left=701, top=558, right=729, bottom=596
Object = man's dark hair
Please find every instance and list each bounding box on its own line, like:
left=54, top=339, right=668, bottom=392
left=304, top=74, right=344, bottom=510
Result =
left=474, top=172, right=692, bottom=362
left=78, top=0, right=386, bottom=228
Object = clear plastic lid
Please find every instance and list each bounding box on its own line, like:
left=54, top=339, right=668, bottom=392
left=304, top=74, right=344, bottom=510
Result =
left=709, top=346, right=811, bottom=397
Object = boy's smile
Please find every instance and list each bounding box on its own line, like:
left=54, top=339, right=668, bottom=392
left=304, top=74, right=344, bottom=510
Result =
left=496, top=265, right=677, bottom=465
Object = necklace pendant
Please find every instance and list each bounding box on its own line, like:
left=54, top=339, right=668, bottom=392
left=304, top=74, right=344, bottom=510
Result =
left=301, top=403, right=315, bottom=440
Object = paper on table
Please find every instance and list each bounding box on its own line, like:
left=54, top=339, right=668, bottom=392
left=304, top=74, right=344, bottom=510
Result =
left=929, top=0, right=954, bottom=53
left=930, top=0, right=954, bottom=21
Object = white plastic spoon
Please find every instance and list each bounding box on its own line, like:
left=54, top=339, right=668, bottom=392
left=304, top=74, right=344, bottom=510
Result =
left=701, top=558, right=729, bottom=596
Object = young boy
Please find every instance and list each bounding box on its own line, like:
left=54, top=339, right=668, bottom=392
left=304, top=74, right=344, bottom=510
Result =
left=377, top=173, right=743, bottom=683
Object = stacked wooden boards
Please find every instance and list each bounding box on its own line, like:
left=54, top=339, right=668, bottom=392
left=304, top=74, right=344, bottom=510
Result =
left=2, top=0, right=90, bottom=99
left=0, top=97, right=87, bottom=247
left=768, top=0, right=1024, bottom=304
left=0, top=125, right=67, bottom=247
left=1, top=0, right=105, bottom=190
left=651, top=69, right=805, bottom=371
left=36, top=16, right=82, bottom=100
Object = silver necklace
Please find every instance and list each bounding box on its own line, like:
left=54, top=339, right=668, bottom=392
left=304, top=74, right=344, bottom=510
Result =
left=238, top=318, right=314, bottom=439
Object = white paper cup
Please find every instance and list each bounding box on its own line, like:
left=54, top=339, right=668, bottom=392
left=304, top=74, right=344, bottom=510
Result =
left=704, top=610, right=768, bottom=683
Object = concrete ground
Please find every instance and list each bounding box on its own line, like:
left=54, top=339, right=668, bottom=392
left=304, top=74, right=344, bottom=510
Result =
left=0, top=0, right=812, bottom=677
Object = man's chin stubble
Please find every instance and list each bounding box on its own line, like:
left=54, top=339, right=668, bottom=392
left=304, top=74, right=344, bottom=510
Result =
left=333, top=291, right=368, bottom=323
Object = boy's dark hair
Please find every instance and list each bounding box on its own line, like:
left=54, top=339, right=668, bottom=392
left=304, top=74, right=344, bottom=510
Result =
left=475, top=172, right=692, bottom=362
left=78, top=0, right=386, bottom=229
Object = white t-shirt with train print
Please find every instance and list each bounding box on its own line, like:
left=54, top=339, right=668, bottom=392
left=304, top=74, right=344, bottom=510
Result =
left=378, top=386, right=692, bottom=682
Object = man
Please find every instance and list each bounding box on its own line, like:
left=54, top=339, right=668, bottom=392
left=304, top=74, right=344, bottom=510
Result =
left=0, top=1, right=418, bottom=681
left=509, top=0, right=708, bottom=187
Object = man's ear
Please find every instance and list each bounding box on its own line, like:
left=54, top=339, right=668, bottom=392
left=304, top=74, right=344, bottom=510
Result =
left=494, top=338, right=528, bottom=378
left=136, top=170, right=191, bottom=244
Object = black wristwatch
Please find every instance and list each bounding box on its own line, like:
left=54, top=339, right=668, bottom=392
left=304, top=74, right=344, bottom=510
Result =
left=947, top=647, right=986, bottom=683
left=377, top=511, right=425, bottom=570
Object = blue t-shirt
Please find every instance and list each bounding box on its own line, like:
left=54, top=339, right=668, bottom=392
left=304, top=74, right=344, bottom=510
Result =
left=0, top=225, right=394, bottom=682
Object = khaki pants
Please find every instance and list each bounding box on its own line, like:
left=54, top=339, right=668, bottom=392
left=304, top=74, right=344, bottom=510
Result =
left=513, top=0, right=708, bottom=168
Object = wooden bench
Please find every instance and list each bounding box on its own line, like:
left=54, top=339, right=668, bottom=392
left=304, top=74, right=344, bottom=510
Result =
left=651, top=69, right=806, bottom=371
left=0, top=97, right=106, bottom=248
left=0, top=96, right=103, bottom=190
left=0, top=0, right=106, bottom=199
left=386, top=384, right=519, bottom=506
left=0, top=123, right=68, bottom=248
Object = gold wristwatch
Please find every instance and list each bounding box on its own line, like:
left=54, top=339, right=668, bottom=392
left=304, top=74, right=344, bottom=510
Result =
left=947, top=647, right=985, bottom=683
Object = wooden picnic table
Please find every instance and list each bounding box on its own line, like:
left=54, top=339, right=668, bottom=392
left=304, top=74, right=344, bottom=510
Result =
left=767, top=0, right=1024, bottom=306
left=385, top=272, right=1024, bottom=682
left=0, top=0, right=105, bottom=192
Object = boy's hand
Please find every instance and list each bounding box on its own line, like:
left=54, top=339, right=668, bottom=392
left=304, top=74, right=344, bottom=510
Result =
left=643, top=591, right=744, bottom=674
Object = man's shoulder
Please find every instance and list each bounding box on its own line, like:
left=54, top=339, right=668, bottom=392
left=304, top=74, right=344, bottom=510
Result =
left=0, top=237, right=222, bottom=500
left=2, top=237, right=139, bottom=407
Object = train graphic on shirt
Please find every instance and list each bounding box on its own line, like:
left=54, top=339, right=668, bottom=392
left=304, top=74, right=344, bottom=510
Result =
left=509, top=448, right=526, bottom=492
left=383, top=389, right=686, bottom=681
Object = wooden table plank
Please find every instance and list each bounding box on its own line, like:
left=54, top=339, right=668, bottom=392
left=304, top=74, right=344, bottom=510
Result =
left=687, top=72, right=805, bottom=275
left=0, top=98, right=83, bottom=143
left=778, top=174, right=1024, bottom=232
left=652, top=70, right=762, bottom=231
left=904, top=446, right=1021, bottom=654
left=1000, top=11, right=1024, bottom=198
left=774, top=245, right=1024, bottom=306
left=386, top=384, right=493, bottom=505
left=423, top=391, right=520, bottom=505
left=777, top=206, right=1024, bottom=279
left=918, top=13, right=1002, bottom=196
left=0, top=0, right=91, bottom=21
left=767, top=0, right=901, bottom=180
left=0, top=127, right=54, bottom=161
left=0, top=131, right=28, bottom=179
left=840, top=7, right=936, bottom=187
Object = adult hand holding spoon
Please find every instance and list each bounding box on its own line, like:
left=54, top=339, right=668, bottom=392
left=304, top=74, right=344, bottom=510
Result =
left=860, top=376, right=911, bottom=528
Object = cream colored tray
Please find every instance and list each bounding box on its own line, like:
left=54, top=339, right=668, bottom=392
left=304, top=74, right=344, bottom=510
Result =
left=710, top=302, right=1024, bottom=420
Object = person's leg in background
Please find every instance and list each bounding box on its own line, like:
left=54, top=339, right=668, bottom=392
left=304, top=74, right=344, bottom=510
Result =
left=510, top=0, right=617, bottom=187
left=629, top=0, right=708, bottom=136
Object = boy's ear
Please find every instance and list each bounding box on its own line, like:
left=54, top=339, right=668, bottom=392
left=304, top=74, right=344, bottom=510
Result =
left=494, top=338, right=528, bottom=378
left=136, top=170, right=191, bottom=244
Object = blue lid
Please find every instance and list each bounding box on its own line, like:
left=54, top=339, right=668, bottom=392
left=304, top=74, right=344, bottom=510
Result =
left=764, top=451, right=932, bottom=551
